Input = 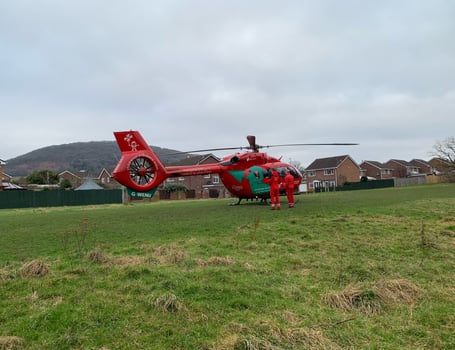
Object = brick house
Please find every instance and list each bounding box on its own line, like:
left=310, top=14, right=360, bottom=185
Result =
left=96, top=168, right=121, bottom=189
left=384, top=159, right=420, bottom=178
left=428, top=157, right=451, bottom=174
left=410, top=159, right=434, bottom=175
left=1, top=159, right=18, bottom=190
left=0, top=159, right=5, bottom=191
left=359, top=160, right=393, bottom=180
left=165, top=154, right=228, bottom=199
left=305, top=155, right=360, bottom=192
left=59, top=168, right=120, bottom=189
left=58, top=170, right=83, bottom=188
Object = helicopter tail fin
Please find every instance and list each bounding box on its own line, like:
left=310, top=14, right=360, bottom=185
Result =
left=113, top=131, right=168, bottom=193
left=114, top=130, right=152, bottom=153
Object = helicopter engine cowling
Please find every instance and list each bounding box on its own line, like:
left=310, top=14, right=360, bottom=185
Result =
left=113, top=152, right=167, bottom=192
left=221, top=155, right=240, bottom=166
left=230, top=156, right=240, bottom=164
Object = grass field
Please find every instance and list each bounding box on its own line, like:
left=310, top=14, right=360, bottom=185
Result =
left=1, top=184, right=455, bottom=349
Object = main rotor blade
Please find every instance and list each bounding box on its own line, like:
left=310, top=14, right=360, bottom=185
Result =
left=167, top=142, right=359, bottom=155
left=259, top=143, right=359, bottom=148
left=167, top=146, right=249, bottom=155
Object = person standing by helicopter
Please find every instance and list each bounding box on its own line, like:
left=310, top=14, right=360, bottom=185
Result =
left=284, top=168, right=295, bottom=208
left=262, top=168, right=281, bottom=210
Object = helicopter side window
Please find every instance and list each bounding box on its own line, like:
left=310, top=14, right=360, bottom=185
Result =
left=263, top=168, right=272, bottom=178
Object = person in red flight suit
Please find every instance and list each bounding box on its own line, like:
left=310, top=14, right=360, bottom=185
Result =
left=262, top=168, right=281, bottom=210
left=284, top=168, right=295, bottom=208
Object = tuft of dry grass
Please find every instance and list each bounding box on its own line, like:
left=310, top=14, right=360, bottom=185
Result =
left=233, top=336, right=276, bottom=350
left=0, top=336, right=25, bottom=350
left=110, top=256, right=145, bottom=266
left=374, top=279, right=423, bottom=305
left=19, top=259, right=49, bottom=278
left=323, top=285, right=382, bottom=315
left=323, top=279, right=423, bottom=315
left=222, top=318, right=342, bottom=350
left=153, top=294, right=183, bottom=313
left=284, top=328, right=341, bottom=350
left=0, top=267, right=15, bottom=281
left=230, top=328, right=340, bottom=350
left=88, top=248, right=110, bottom=264
left=87, top=248, right=146, bottom=266
left=154, top=246, right=188, bottom=264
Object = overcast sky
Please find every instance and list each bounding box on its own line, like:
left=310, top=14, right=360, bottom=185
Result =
left=1, top=1, right=454, bottom=167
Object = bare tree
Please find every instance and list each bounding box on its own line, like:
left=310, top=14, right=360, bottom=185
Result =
left=433, top=136, right=455, bottom=181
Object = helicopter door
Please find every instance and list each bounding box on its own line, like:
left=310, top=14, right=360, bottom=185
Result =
left=246, top=166, right=270, bottom=196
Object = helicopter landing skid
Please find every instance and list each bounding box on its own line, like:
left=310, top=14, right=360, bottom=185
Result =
left=229, top=197, right=269, bottom=206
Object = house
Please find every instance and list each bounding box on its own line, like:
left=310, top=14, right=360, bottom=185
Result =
left=1, top=159, right=4, bottom=191
left=0, top=159, right=15, bottom=191
left=58, top=170, right=83, bottom=188
left=0, top=159, right=6, bottom=178
left=305, top=155, right=360, bottom=192
left=384, top=159, right=420, bottom=178
left=58, top=168, right=120, bottom=189
left=96, top=168, right=120, bottom=189
left=428, top=157, right=451, bottom=174
left=410, top=159, right=434, bottom=175
left=166, top=154, right=228, bottom=198
left=359, top=161, right=393, bottom=180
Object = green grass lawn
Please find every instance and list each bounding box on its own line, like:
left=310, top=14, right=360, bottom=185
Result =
left=1, top=184, right=454, bottom=349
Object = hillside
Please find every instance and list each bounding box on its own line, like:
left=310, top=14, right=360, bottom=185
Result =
left=3, top=141, right=191, bottom=177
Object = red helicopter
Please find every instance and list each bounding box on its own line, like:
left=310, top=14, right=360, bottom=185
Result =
left=112, top=130, right=357, bottom=204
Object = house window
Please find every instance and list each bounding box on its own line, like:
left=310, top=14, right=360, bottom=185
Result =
left=307, top=171, right=315, bottom=177
left=213, top=174, right=220, bottom=184
left=203, top=174, right=211, bottom=179
left=324, top=168, right=335, bottom=175
left=178, top=177, right=185, bottom=181
left=167, top=178, right=175, bottom=183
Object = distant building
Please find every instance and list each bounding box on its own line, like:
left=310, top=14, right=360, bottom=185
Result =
left=97, top=168, right=113, bottom=187
left=384, top=159, right=420, bottom=178
left=58, top=168, right=120, bottom=190
left=410, top=159, right=434, bottom=175
left=0, top=159, right=15, bottom=191
left=428, top=157, right=450, bottom=174
left=0, top=159, right=5, bottom=191
left=58, top=170, right=83, bottom=188
left=359, top=161, right=393, bottom=180
left=305, top=155, right=360, bottom=192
